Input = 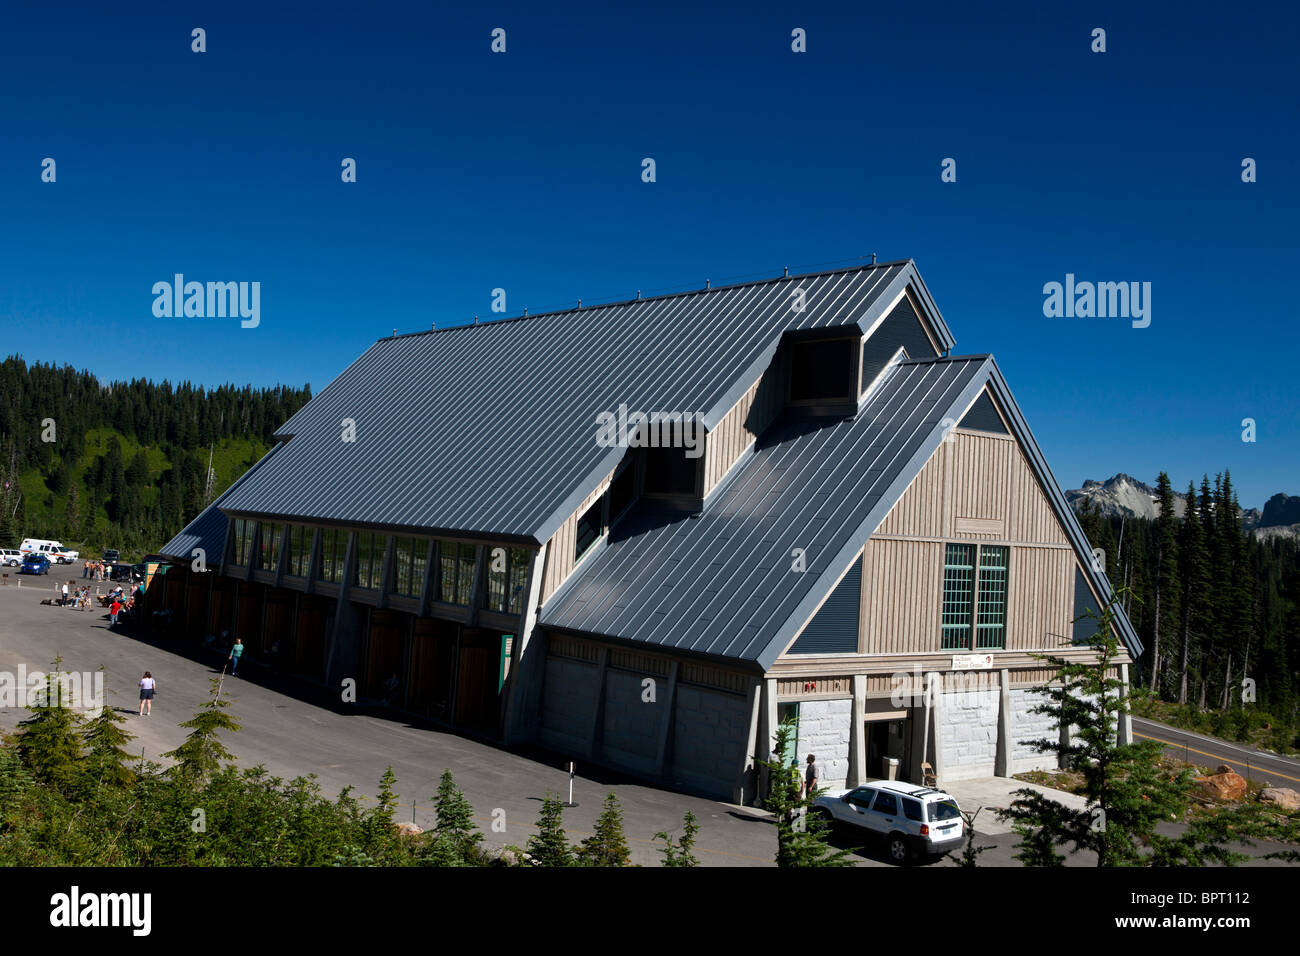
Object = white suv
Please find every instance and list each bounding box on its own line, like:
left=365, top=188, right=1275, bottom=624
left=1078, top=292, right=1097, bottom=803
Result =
left=813, top=781, right=964, bottom=863
left=0, top=549, right=22, bottom=567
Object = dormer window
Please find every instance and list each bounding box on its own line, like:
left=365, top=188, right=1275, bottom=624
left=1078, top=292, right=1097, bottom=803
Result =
left=789, top=337, right=856, bottom=404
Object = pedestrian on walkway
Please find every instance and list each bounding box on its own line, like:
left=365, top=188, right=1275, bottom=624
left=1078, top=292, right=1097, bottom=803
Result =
left=138, top=672, right=155, bottom=716
left=228, top=637, right=244, bottom=675
left=804, top=754, right=822, bottom=798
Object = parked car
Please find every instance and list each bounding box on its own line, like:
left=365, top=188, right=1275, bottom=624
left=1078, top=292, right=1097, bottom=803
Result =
left=102, top=549, right=121, bottom=565
left=20, top=554, right=51, bottom=575
left=110, top=562, right=144, bottom=583
left=1, top=548, right=22, bottom=567
left=813, top=781, right=965, bottom=863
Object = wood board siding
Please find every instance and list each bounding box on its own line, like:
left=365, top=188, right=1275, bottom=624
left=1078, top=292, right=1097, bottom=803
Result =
left=703, top=360, right=788, bottom=498
left=540, top=470, right=615, bottom=602
left=860, top=538, right=942, bottom=654
left=1008, top=545, right=1075, bottom=648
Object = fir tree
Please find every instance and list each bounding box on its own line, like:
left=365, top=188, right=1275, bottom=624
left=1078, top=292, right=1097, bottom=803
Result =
left=526, top=793, right=574, bottom=866
left=1178, top=481, right=1208, bottom=705
left=431, top=769, right=483, bottom=864
left=82, top=669, right=136, bottom=790
left=163, top=678, right=241, bottom=785
left=759, top=719, right=852, bottom=867
left=15, top=658, right=85, bottom=794
left=1151, top=472, right=1180, bottom=698
left=654, top=810, right=700, bottom=867
left=576, top=793, right=632, bottom=866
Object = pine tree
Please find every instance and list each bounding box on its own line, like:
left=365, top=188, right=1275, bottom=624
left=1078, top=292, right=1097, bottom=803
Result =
left=576, top=793, right=632, bottom=866
left=15, top=658, right=86, bottom=794
left=759, top=719, right=852, bottom=867
left=526, top=793, right=574, bottom=866
left=431, top=769, right=483, bottom=864
left=164, top=678, right=241, bottom=784
left=82, top=669, right=136, bottom=789
left=654, top=810, right=701, bottom=867
left=1178, top=481, right=1208, bottom=705
left=999, top=592, right=1247, bottom=866
left=1151, top=473, right=1180, bottom=698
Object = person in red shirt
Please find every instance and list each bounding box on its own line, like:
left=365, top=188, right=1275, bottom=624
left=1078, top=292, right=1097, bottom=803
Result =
left=109, top=598, right=122, bottom=627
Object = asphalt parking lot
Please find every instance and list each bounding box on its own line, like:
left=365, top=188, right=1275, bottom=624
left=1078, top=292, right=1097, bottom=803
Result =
left=0, top=575, right=1291, bottom=867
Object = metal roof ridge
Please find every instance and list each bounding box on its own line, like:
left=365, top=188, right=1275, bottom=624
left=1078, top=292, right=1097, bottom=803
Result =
left=373, top=259, right=910, bottom=344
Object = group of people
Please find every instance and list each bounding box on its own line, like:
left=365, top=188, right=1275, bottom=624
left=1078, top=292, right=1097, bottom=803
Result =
left=82, top=559, right=114, bottom=581
left=57, top=581, right=96, bottom=610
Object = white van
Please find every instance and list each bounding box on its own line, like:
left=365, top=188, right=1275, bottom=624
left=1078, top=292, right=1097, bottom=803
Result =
left=20, top=539, right=77, bottom=564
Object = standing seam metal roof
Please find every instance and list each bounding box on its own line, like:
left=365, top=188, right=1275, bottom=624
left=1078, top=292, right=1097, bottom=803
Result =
left=217, top=262, right=948, bottom=541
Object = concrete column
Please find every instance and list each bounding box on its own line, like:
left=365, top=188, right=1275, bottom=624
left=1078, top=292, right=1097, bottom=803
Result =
left=585, top=646, right=610, bottom=760
left=848, top=674, right=867, bottom=787
left=994, top=668, right=1012, bottom=777
left=758, top=677, right=778, bottom=799
left=502, top=543, right=548, bottom=743
left=736, top=678, right=762, bottom=805
left=654, top=660, right=680, bottom=777
left=930, top=673, right=945, bottom=784
left=1117, top=663, right=1134, bottom=745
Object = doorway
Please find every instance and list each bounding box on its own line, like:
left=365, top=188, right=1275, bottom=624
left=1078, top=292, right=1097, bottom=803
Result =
left=866, top=715, right=912, bottom=781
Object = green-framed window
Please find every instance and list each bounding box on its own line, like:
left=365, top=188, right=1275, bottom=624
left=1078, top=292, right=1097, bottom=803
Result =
left=940, top=543, right=1009, bottom=651
left=485, top=546, right=532, bottom=615
left=975, top=546, right=1009, bottom=649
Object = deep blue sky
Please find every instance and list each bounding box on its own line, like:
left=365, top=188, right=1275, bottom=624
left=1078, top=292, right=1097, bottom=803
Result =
left=2, top=1, right=1296, bottom=506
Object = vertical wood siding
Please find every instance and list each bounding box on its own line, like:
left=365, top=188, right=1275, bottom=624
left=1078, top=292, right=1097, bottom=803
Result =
left=540, top=471, right=615, bottom=602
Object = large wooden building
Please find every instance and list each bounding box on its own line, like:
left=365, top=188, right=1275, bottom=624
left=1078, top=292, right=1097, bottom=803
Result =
left=156, top=260, right=1140, bottom=801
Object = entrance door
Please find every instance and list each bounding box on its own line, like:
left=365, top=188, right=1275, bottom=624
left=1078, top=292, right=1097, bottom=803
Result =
left=867, top=716, right=912, bottom=781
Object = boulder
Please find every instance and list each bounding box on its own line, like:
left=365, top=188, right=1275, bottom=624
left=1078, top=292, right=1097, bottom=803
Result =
left=1257, top=787, right=1300, bottom=811
left=1216, top=764, right=1235, bottom=775
left=393, top=821, right=424, bottom=837
left=1194, top=771, right=1248, bottom=802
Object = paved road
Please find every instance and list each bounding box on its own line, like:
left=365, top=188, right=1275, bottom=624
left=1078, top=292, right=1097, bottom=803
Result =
left=1132, top=716, right=1300, bottom=787
left=0, top=578, right=1292, bottom=866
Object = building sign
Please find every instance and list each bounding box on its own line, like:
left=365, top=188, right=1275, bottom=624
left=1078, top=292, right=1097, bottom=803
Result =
left=951, top=653, right=994, bottom=670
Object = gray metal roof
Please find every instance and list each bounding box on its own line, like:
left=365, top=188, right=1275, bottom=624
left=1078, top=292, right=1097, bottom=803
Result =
left=540, top=356, right=993, bottom=667
left=158, top=445, right=282, bottom=565
left=541, top=355, right=1144, bottom=667
left=218, top=260, right=953, bottom=542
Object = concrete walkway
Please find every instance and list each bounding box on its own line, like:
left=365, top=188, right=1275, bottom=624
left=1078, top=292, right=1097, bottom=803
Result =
left=942, top=775, right=1089, bottom=835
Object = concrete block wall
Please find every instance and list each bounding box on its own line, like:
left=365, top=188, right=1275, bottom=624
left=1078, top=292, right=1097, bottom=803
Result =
left=538, top=656, right=598, bottom=752
left=670, top=684, right=749, bottom=799
left=599, top=669, right=660, bottom=771
left=939, top=686, right=999, bottom=781
left=1009, top=687, right=1058, bottom=770
left=793, top=698, right=851, bottom=790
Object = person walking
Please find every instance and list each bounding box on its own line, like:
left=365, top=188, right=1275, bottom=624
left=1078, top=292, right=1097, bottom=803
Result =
left=138, top=672, right=156, bottom=716
left=804, top=753, right=822, bottom=799
left=109, top=596, right=122, bottom=627
left=228, top=637, right=244, bottom=676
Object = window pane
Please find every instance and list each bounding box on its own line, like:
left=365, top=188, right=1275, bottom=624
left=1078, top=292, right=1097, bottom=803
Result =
left=608, top=466, right=636, bottom=522
left=976, top=546, right=1009, bottom=650
left=507, top=547, right=530, bottom=615
left=790, top=339, right=853, bottom=401
left=941, top=543, right=975, bottom=650
left=486, top=546, right=506, bottom=612
left=457, top=544, right=476, bottom=605
left=574, top=498, right=603, bottom=561
left=394, top=538, right=411, bottom=595
left=439, top=541, right=457, bottom=603
left=411, top=541, right=427, bottom=599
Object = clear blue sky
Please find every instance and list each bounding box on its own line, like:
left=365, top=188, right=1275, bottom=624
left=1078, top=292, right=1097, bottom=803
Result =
left=1, top=1, right=1296, bottom=507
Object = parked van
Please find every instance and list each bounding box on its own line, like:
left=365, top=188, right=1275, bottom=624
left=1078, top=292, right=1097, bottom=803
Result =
left=19, top=539, right=77, bottom=564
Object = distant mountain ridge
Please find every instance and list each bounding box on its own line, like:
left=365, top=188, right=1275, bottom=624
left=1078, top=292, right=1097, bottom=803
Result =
left=1064, top=473, right=1299, bottom=536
